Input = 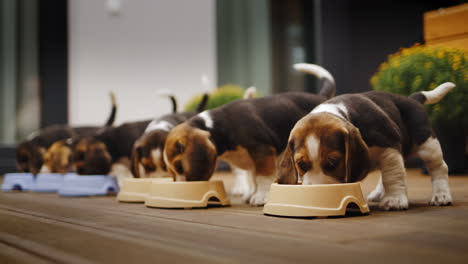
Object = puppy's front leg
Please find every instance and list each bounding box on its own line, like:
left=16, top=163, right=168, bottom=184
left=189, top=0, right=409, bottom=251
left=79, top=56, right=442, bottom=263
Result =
left=367, top=174, right=385, bottom=202
left=249, top=174, right=275, bottom=206
left=248, top=151, right=277, bottom=206
left=231, top=167, right=255, bottom=202
left=110, top=159, right=133, bottom=187
left=379, top=148, right=409, bottom=210
left=40, top=165, right=51, bottom=174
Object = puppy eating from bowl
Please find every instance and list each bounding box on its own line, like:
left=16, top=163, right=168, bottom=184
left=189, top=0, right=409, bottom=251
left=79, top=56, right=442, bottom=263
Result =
left=17, top=92, right=117, bottom=175
left=131, top=92, right=209, bottom=178
left=164, top=63, right=336, bottom=206
left=276, top=82, right=455, bottom=210
left=131, top=87, right=258, bottom=180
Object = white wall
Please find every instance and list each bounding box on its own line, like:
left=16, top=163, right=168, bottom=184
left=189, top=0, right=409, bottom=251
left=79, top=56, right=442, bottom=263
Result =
left=68, top=0, right=216, bottom=126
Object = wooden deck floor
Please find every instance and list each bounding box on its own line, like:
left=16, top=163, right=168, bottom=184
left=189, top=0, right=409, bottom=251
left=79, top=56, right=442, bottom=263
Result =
left=1, top=169, right=468, bottom=264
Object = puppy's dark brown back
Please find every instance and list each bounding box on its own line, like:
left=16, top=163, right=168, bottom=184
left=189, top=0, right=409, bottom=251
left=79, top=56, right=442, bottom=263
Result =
left=190, top=92, right=327, bottom=155
left=96, top=120, right=152, bottom=162
left=326, top=91, right=433, bottom=156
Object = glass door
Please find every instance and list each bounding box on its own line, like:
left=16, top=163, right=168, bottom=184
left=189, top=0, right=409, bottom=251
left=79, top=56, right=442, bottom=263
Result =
left=0, top=0, right=40, bottom=145
left=0, top=0, right=40, bottom=173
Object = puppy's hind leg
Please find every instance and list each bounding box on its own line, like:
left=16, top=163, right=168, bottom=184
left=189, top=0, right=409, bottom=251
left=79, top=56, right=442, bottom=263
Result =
left=379, top=148, right=409, bottom=210
left=417, top=137, right=452, bottom=206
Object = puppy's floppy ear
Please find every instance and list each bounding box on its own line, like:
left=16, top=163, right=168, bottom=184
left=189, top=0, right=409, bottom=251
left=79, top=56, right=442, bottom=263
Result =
left=31, top=146, right=46, bottom=174
left=344, top=126, right=370, bottom=183
left=277, top=139, right=298, bottom=184
left=131, top=145, right=143, bottom=178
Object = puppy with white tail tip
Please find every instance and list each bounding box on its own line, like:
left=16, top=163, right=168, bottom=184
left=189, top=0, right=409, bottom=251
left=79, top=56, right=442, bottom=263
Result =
left=164, top=64, right=336, bottom=206
left=277, top=82, right=455, bottom=210
left=243, top=86, right=257, bottom=99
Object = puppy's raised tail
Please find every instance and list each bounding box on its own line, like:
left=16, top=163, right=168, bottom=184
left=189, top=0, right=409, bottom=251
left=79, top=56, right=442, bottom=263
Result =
left=195, top=93, right=209, bottom=113
left=243, top=86, right=257, bottom=99
left=196, top=74, right=212, bottom=112
left=104, top=91, right=117, bottom=127
left=157, top=89, right=178, bottom=113
left=293, top=63, right=336, bottom=99
left=409, top=82, right=455, bottom=105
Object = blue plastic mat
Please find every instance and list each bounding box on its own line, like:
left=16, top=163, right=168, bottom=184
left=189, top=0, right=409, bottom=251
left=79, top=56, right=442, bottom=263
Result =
left=30, top=173, right=68, bottom=192
left=1, top=173, right=35, bottom=191
left=58, top=174, right=119, bottom=197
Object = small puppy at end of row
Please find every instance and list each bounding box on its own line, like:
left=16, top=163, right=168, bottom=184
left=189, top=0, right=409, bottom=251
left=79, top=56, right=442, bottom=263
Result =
left=277, top=82, right=455, bottom=210
left=17, top=92, right=117, bottom=174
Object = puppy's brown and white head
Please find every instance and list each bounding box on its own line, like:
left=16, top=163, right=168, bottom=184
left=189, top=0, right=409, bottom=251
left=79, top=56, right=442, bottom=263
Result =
left=42, top=139, right=73, bottom=173
left=277, top=113, right=370, bottom=185
left=131, top=130, right=171, bottom=178
left=16, top=141, right=45, bottom=174
left=164, top=123, right=217, bottom=181
left=72, top=137, right=112, bottom=175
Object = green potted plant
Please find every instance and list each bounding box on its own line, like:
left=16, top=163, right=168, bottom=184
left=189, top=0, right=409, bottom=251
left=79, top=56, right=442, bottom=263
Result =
left=371, top=44, right=468, bottom=173
left=184, top=84, right=249, bottom=111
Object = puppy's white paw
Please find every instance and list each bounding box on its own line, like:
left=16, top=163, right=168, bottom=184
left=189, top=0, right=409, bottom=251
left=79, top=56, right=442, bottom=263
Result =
left=430, top=191, right=452, bottom=206
left=249, top=190, right=269, bottom=206
left=379, top=193, right=408, bottom=211
left=230, top=169, right=255, bottom=202
left=231, top=181, right=255, bottom=202
left=367, top=188, right=385, bottom=203
left=430, top=179, right=452, bottom=206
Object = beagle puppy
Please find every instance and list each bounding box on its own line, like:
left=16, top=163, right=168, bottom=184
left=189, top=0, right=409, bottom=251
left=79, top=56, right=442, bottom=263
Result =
left=42, top=91, right=178, bottom=175
left=277, top=82, right=455, bottom=210
left=132, top=87, right=256, bottom=179
left=164, top=64, right=335, bottom=205
left=16, top=93, right=117, bottom=174
left=42, top=138, right=74, bottom=173
left=131, top=93, right=209, bottom=178
left=72, top=120, right=151, bottom=184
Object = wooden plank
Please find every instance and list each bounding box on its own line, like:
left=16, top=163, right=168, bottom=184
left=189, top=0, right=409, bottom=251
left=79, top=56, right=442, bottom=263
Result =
left=426, top=34, right=468, bottom=49
left=15, top=195, right=468, bottom=245
left=0, top=209, right=219, bottom=264
left=1, top=189, right=468, bottom=258
left=0, top=241, right=53, bottom=264
left=424, top=3, right=468, bottom=41
left=1, top=171, right=467, bottom=242
left=0, top=233, right=91, bottom=264
left=0, top=204, right=364, bottom=263
left=2, top=203, right=467, bottom=264
left=2, top=187, right=468, bottom=242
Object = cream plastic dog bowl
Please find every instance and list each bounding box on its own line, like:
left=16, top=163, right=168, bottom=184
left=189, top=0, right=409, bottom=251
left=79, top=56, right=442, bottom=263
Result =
left=117, top=178, right=172, bottom=203
left=263, top=182, right=369, bottom=217
left=145, top=180, right=230, bottom=208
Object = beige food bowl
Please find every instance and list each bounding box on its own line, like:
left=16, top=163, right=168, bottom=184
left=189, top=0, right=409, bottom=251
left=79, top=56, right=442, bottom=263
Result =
left=117, top=178, right=172, bottom=203
left=145, top=180, right=230, bottom=208
left=263, top=182, right=369, bottom=217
